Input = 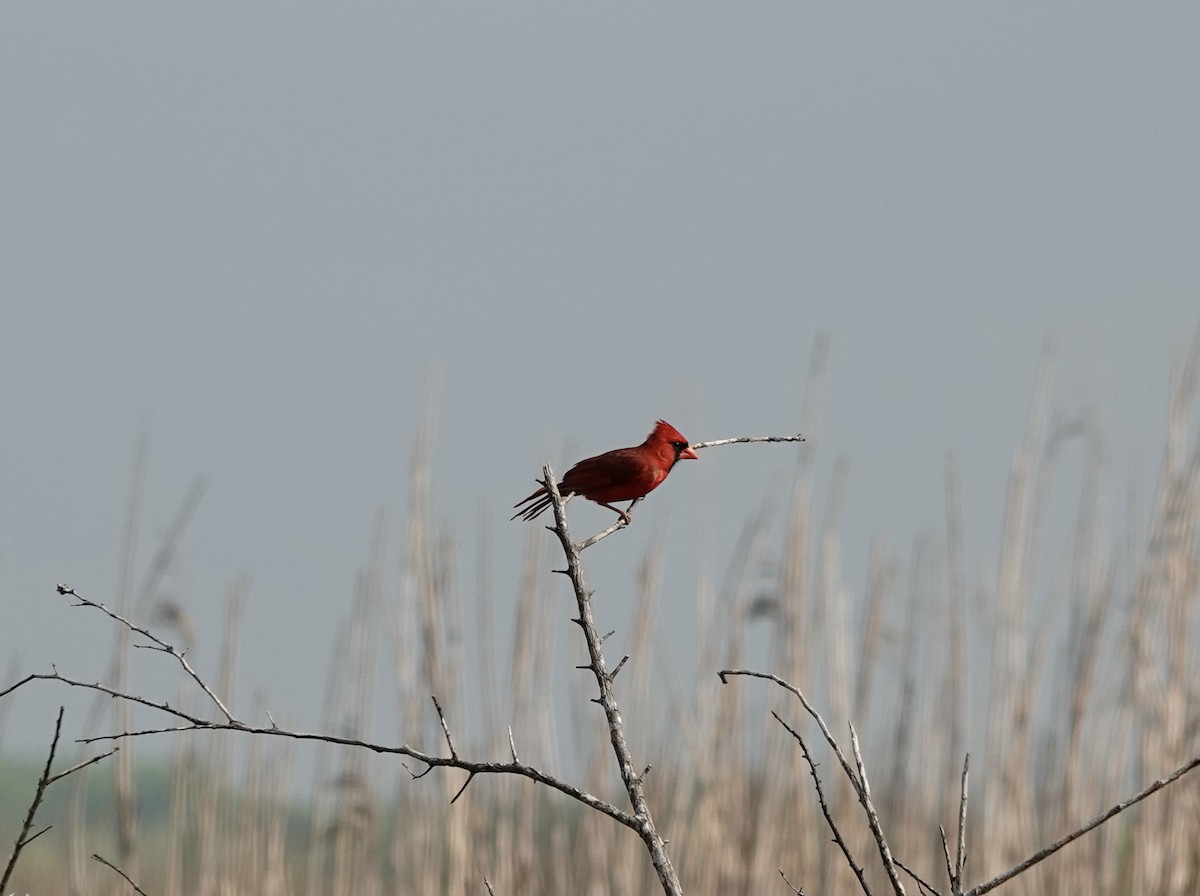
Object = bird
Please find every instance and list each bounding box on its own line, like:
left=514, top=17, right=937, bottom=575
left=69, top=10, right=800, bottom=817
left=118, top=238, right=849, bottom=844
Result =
left=512, top=420, right=698, bottom=524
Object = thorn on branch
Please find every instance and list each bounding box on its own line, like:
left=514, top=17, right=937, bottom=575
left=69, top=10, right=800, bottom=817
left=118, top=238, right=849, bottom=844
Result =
left=450, top=771, right=476, bottom=804
left=21, top=825, right=53, bottom=848
left=600, top=630, right=615, bottom=643
left=611, top=655, right=630, bottom=679
left=431, top=695, right=458, bottom=760
left=402, top=761, right=434, bottom=781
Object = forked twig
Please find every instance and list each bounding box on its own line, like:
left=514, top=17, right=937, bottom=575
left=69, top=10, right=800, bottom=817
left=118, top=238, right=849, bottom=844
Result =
left=56, top=584, right=235, bottom=723
left=1, top=707, right=117, bottom=892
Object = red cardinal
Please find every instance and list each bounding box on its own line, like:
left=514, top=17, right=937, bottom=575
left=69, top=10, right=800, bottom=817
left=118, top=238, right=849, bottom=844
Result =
left=512, top=420, right=698, bottom=524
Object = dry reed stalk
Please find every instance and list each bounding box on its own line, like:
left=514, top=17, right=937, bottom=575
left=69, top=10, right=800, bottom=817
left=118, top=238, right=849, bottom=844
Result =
left=111, top=433, right=146, bottom=890
left=308, top=617, right=350, bottom=895
left=496, top=522, right=553, bottom=893
left=433, top=527, right=473, bottom=895
left=262, top=731, right=294, bottom=896
left=239, top=698, right=269, bottom=889
left=943, top=453, right=967, bottom=809
left=981, top=342, right=1054, bottom=880
left=328, top=531, right=386, bottom=896
left=186, top=585, right=242, bottom=896
left=1058, top=428, right=1112, bottom=829
left=688, top=497, right=775, bottom=892
left=1121, top=335, right=1200, bottom=895
left=774, top=340, right=825, bottom=694
left=164, top=678, right=195, bottom=895
left=855, top=535, right=894, bottom=724
left=626, top=528, right=668, bottom=755
left=475, top=508, right=500, bottom=743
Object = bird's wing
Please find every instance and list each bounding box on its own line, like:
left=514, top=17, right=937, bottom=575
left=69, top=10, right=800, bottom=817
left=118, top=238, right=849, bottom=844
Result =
left=562, top=447, right=667, bottom=504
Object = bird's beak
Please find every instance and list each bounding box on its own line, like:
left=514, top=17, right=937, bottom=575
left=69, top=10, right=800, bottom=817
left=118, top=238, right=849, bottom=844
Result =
left=682, top=445, right=699, bottom=460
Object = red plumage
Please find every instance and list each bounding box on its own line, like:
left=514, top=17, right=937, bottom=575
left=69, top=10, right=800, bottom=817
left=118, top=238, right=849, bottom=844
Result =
left=512, top=420, right=698, bottom=524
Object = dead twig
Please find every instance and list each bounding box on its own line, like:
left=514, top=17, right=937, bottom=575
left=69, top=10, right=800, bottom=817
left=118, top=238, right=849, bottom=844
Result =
left=1, top=707, right=117, bottom=891
left=92, top=852, right=150, bottom=896
left=56, top=584, right=235, bottom=723
left=5, top=647, right=638, bottom=832
left=964, top=753, right=1200, bottom=896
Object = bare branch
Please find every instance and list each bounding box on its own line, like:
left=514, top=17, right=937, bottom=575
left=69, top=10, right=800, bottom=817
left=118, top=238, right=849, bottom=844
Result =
left=2, top=707, right=67, bottom=890
left=940, top=827, right=954, bottom=896
left=720, top=669, right=863, bottom=799
left=92, top=853, right=150, bottom=896
left=964, top=753, right=1200, bottom=896
left=56, top=584, right=235, bottom=722
left=543, top=465, right=683, bottom=896
left=16, top=666, right=637, bottom=830
left=895, top=858, right=942, bottom=896
left=779, top=868, right=806, bottom=895
left=772, top=711, right=870, bottom=896
left=48, top=747, right=120, bottom=786
left=954, top=754, right=969, bottom=895
left=723, top=671, right=906, bottom=895
left=849, top=722, right=907, bottom=896
left=691, top=433, right=805, bottom=450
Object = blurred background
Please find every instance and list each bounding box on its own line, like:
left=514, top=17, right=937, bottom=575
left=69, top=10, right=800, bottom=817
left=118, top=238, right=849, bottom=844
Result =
left=2, top=3, right=1199, bottom=893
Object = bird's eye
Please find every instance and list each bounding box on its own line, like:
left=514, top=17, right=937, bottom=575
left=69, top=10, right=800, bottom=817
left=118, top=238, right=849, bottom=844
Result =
left=672, top=441, right=687, bottom=452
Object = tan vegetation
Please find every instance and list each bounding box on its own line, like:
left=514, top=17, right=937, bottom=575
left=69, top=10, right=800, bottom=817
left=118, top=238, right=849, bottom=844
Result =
left=4, top=338, right=1200, bottom=895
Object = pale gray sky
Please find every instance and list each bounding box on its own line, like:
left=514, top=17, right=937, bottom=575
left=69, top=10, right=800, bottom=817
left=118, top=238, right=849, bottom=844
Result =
left=2, top=3, right=1198, bottom=755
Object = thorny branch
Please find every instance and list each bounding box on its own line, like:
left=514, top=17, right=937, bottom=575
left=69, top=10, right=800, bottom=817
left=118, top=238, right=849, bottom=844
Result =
left=7, top=588, right=640, bottom=833
left=543, top=464, right=683, bottom=896
left=55, top=584, right=234, bottom=722
left=773, top=711, right=870, bottom=896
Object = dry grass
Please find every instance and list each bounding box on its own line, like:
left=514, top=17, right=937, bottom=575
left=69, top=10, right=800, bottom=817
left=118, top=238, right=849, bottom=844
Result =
left=5, top=339, right=1200, bottom=895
